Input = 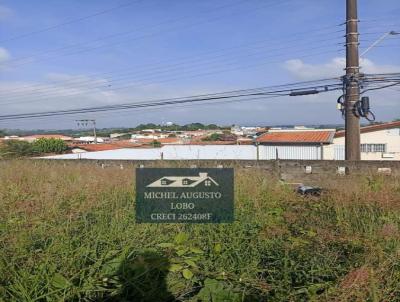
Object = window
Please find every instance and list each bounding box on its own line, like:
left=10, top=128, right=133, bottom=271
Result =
left=182, top=179, right=188, bottom=185
left=205, top=180, right=211, bottom=186
left=360, top=144, right=386, bottom=153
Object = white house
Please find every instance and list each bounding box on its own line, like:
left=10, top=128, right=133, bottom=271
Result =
left=331, top=121, right=400, bottom=160
left=256, top=128, right=336, bottom=160
left=74, top=136, right=105, bottom=144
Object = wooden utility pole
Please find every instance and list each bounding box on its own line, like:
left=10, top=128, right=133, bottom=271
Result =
left=345, top=0, right=361, bottom=160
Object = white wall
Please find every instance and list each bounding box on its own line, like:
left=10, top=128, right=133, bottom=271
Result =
left=42, top=145, right=324, bottom=160
left=333, top=128, right=400, bottom=160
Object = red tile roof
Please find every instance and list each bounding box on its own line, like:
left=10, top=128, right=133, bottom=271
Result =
left=73, top=144, right=121, bottom=152
left=72, top=142, right=139, bottom=152
left=256, top=131, right=334, bottom=144
left=334, top=121, right=400, bottom=138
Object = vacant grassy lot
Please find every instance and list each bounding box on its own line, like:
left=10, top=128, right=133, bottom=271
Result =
left=1, top=160, right=400, bottom=301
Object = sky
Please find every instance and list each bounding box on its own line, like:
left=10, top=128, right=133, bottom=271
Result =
left=0, top=0, right=399, bottom=130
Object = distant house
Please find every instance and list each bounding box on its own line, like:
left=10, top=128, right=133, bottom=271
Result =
left=256, top=129, right=335, bottom=146
left=19, top=134, right=73, bottom=143
left=332, top=121, right=400, bottom=160
left=131, top=137, right=182, bottom=145
left=256, top=129, right=335, bottom=160
left=110, top=133, right=131, bottom=139
left=147, top=172, right=219, bottom=188
left=74, top=136, right=105, bottom=144
left=3, top=135, right=20, bottom=140
left=71, top=141, right=139, bottom=153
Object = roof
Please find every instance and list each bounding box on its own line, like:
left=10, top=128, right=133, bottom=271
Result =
left=256, top=130, right=335, bottom=144
left=132, top=137, right=182, bottom=144
left=334, top=121, right=400, bottom=138
left=22, top=134, right=73, bottom=140
left=72, top=141, right=140, bottom=152
left=147, top=173, right=218, bottom=188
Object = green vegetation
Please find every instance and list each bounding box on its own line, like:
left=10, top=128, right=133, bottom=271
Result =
left=32, top=138, right=68, bottom=154
left=0, top=140, right=36, bottom=158
left=114, top=133, right=132, bottom=140
left=1, top=161, right=400, bottom=301
left=151, top=140, right=162, bottom=148
left=202, top=133, right=223, bottom=141
left=0, top=138, right=67, bottom=159
left=135, top=123, right=223, bottom=132
left=0, top=130, right=5, bottom=138
left=202, top=132, right=236, bottom=142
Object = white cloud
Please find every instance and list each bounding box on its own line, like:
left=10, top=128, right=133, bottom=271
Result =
left=0, top=5, right=13, bottom=21
left=0, top=70, right=398, bottom=130
left=284, top=57, right=400, bottom=80
left=282, top=57, right=400, bottom=123
left=0, top=47, right=10, bottom=63
left=0, top=73, right=204, bottom=115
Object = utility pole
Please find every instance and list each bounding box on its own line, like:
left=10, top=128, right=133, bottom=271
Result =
left=76, top=119, right=97, bottom=144
left=93, top=120, right=97, bottom=144
left=345, top=0, right=361, bottom=160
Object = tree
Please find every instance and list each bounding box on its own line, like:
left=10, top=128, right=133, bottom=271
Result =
left=202, top=133, right=222, bottom=141
left=151, top=140, right=161, bottom=148
left=0, top=140, right=36, bottom=158
left=0, top=130, right=5, bottom=138
left=32, top=138, right=68, bottom=154
left=205, top=124, right=219, bottom=130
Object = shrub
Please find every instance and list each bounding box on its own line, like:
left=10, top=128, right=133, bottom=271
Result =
left=202, top=133, right=222, bottom=141
left=32, top=138, right=67, bottom=154
left=0, top=140, right=36, bottom=158
left=151, top=140, right=161, bottom=148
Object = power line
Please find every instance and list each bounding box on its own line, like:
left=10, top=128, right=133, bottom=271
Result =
left=0, top=40, right=344, bottom=102
left=0, top=80, right=342, bottom=121
left=0, top=27, right=345, bottom=97
left=0, top=95, right=286, bottom=124
left=0, top=48, right=342, bottom=106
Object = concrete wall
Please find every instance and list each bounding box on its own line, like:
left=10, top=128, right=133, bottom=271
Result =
left=39, top=159, right=400, bottom=183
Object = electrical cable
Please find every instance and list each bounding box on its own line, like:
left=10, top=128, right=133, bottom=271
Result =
left=0, top=81, right=342, bottom=121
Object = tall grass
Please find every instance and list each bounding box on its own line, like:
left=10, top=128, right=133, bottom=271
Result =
left=1, top=160, right=400, bottom=301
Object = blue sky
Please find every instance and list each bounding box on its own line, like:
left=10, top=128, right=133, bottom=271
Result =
left=0, top=0, right=399, bottom=129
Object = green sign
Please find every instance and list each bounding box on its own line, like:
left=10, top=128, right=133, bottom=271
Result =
left=136, top=168, right=234, bottom=223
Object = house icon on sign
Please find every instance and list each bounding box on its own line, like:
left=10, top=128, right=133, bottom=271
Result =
left=147, top=172, right=219, bottom=188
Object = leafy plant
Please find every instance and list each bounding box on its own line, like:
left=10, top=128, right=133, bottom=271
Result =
left=32, top=138, right=68, bottom=154
left=193, top=278, right=241, bottom=302
left=157, top=232, right=205, bottom=281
